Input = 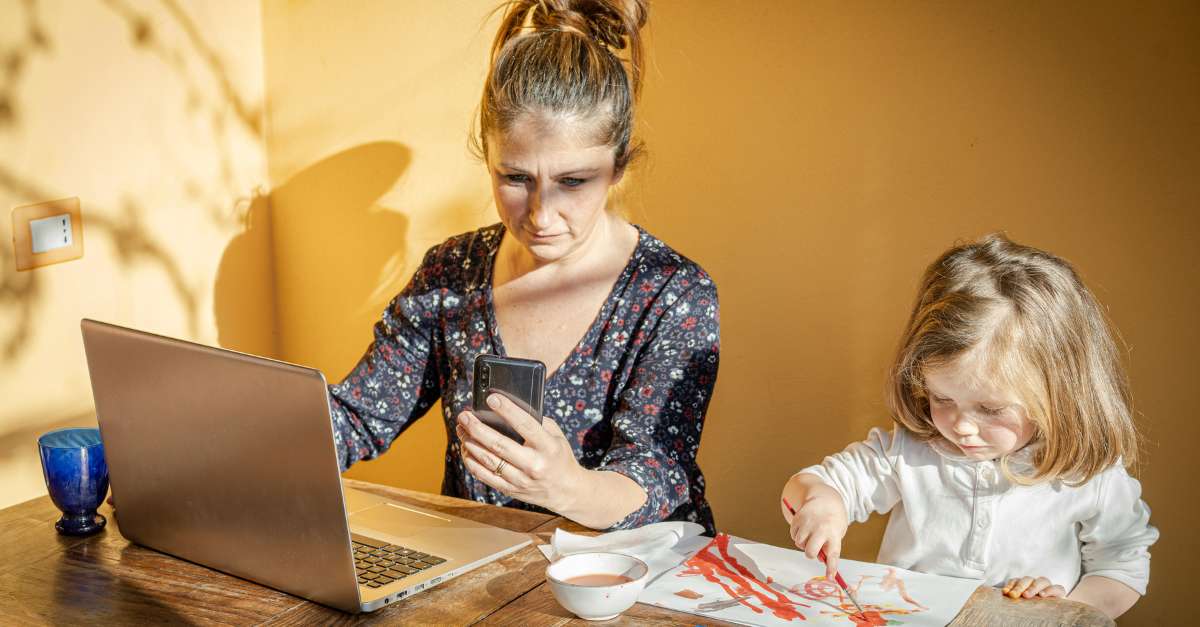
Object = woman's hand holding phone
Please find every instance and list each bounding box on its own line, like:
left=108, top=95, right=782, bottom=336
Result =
left=456, top=393, right=585, bottom=514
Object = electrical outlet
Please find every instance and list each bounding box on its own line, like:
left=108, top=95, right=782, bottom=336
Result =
left=12, top=197, right=85, bottom=271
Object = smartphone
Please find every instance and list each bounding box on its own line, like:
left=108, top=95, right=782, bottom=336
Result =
left=472, top=354, right=546, bottom=444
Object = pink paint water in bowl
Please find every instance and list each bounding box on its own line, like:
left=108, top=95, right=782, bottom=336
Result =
left=546, top=552, right=650, bottom=621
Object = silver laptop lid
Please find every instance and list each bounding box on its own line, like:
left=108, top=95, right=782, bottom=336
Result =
left=80, top=319, right=361, bottom=612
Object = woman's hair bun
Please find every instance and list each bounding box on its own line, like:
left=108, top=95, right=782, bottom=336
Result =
left=477, top=0, right=650, bottom=168
left=529, top=0, right=648, bottom=50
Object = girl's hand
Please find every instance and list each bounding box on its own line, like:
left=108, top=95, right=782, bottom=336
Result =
left=787, top=489, right=849, bottom=580
left=1002, top=576, right=1067, bottom=600
left=456, top=393, right=585, bottom=514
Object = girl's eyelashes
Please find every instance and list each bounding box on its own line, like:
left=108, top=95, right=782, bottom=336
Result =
left=929, top=393, right=1006, bottom=415
left=560, top=177, right=587, bottom=188
left=503, top=173, right=530, bottom=185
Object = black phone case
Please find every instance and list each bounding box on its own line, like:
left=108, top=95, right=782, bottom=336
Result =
left=472, top=354, right=545, bottom=444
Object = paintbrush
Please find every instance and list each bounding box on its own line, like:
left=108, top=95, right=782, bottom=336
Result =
left=781, top=496, right=867, bottom=616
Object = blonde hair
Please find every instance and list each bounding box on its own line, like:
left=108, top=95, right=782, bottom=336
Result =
left=474, top=0, right=649, bottom=172
left=888, top=234, right=1138, bottom=485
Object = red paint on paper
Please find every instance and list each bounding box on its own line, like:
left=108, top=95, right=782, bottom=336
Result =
left=677, top=533, right=809, bottom=621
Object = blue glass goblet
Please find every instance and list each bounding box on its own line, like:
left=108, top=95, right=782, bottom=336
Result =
left=38, top=427, right=109, bottom=536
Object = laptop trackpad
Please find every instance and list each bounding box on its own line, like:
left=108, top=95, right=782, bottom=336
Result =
left=349, top=502, right=452, bottom=538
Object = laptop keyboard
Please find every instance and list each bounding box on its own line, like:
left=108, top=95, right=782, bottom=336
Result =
left=352, top=536, right=447, bottom=588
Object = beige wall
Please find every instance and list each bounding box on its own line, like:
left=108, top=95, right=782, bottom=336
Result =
left=0, top=0, right=271, bottom=507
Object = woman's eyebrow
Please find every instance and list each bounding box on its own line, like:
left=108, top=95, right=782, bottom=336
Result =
left=496, top=165, right=599, bottom=177
left=554, top=168, right=600, bottom=177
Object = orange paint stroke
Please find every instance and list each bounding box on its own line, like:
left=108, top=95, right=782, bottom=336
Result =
left=849, top=610, right=889, bottom=626
left=880, top=568, right=928, bottom=610
left=676, top=533, right=810, bottom=621
left=806, top=573, right=924, bottom=625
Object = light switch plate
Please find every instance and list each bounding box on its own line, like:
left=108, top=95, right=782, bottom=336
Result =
left=30, top=213, right=74, bottom=253
left=12, top=197, right=84, bottom=271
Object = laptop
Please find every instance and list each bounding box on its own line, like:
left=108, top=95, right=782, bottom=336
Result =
left=80, top=318, right=531, bottom=613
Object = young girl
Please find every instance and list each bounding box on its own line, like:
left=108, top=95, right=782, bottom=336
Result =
left=781, top=234, right=1158, bottom=620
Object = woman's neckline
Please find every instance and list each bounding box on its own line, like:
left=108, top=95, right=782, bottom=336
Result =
left=482, top=221, right=647, bottom=384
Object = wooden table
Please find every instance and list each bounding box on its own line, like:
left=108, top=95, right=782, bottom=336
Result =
left=0, top=479, right=1112, bottom=626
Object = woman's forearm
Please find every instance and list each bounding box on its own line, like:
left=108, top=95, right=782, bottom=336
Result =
left=555, top=468, right=647, bottom=530
left=1067, top=575, right=1141, bottom=619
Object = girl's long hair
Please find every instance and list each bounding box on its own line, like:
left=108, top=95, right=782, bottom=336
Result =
left=888, top=234, right=1138, bottom=485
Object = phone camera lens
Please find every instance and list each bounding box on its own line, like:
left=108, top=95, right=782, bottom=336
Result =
left=480, top=365, right=490, bottom=386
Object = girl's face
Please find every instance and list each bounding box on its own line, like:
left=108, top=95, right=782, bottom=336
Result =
left=923, top=360, right=1037, bottom=461
left=487, top=114, right=623, bottom=264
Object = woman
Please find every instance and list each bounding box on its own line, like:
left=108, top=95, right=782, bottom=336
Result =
left=330, top=0, right=719, bottom=534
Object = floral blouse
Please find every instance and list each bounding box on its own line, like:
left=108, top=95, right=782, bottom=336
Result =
left=328, top=223, right=720, bottom=533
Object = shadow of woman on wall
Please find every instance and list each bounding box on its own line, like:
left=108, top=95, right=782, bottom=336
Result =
left=213, top=141, right=411, bottom=361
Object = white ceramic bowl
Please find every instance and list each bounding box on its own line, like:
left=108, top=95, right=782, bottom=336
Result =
left=545, top=552, right=650, bottom=621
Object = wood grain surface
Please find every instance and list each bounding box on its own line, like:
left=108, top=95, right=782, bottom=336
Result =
left=0, top=480, right=1114, bottom=625
left=949, top=586, right=1114, bottom=627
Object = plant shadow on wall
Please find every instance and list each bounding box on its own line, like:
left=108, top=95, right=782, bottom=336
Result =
left=0, top=171, right=201, bottom=363
left=0, top=0, right=265, bottom=365
left=213, top=142, right=413, bottom=361
left=0, top=0, right=274, bottom=499
left=0, top=0, right=52, bottom=363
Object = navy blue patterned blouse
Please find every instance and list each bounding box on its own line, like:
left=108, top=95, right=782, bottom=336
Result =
left=328, top=224, right=719, bottom=534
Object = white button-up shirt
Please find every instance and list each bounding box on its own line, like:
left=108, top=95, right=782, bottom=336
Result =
left=800, top=426, right=1158, bottom=594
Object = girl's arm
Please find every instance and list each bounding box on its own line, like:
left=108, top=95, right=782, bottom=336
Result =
left=780, top=473, right=845, bottom=520
left=1074, top=465, right=1158, bottom=617
left=781, top=473, right=850, bottom=577
left=1068, top=576, right=1141, bottom=619
left=792, top=427, right=904, bottom=524
left=783, top=427, right=905, bottom=576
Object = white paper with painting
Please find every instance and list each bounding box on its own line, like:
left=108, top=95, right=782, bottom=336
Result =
left=638, top=533, right=980, bottom=626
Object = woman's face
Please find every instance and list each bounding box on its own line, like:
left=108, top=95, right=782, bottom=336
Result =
left=487, top=114, right=622, bottom=263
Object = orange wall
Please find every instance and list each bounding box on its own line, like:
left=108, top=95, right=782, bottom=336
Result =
left=0, top=1, right=271, bottom=508
left=637, top=3, right=1197, bottom=624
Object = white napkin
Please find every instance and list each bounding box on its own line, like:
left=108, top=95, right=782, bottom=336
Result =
left=537, top=521, right=710, bottom=581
